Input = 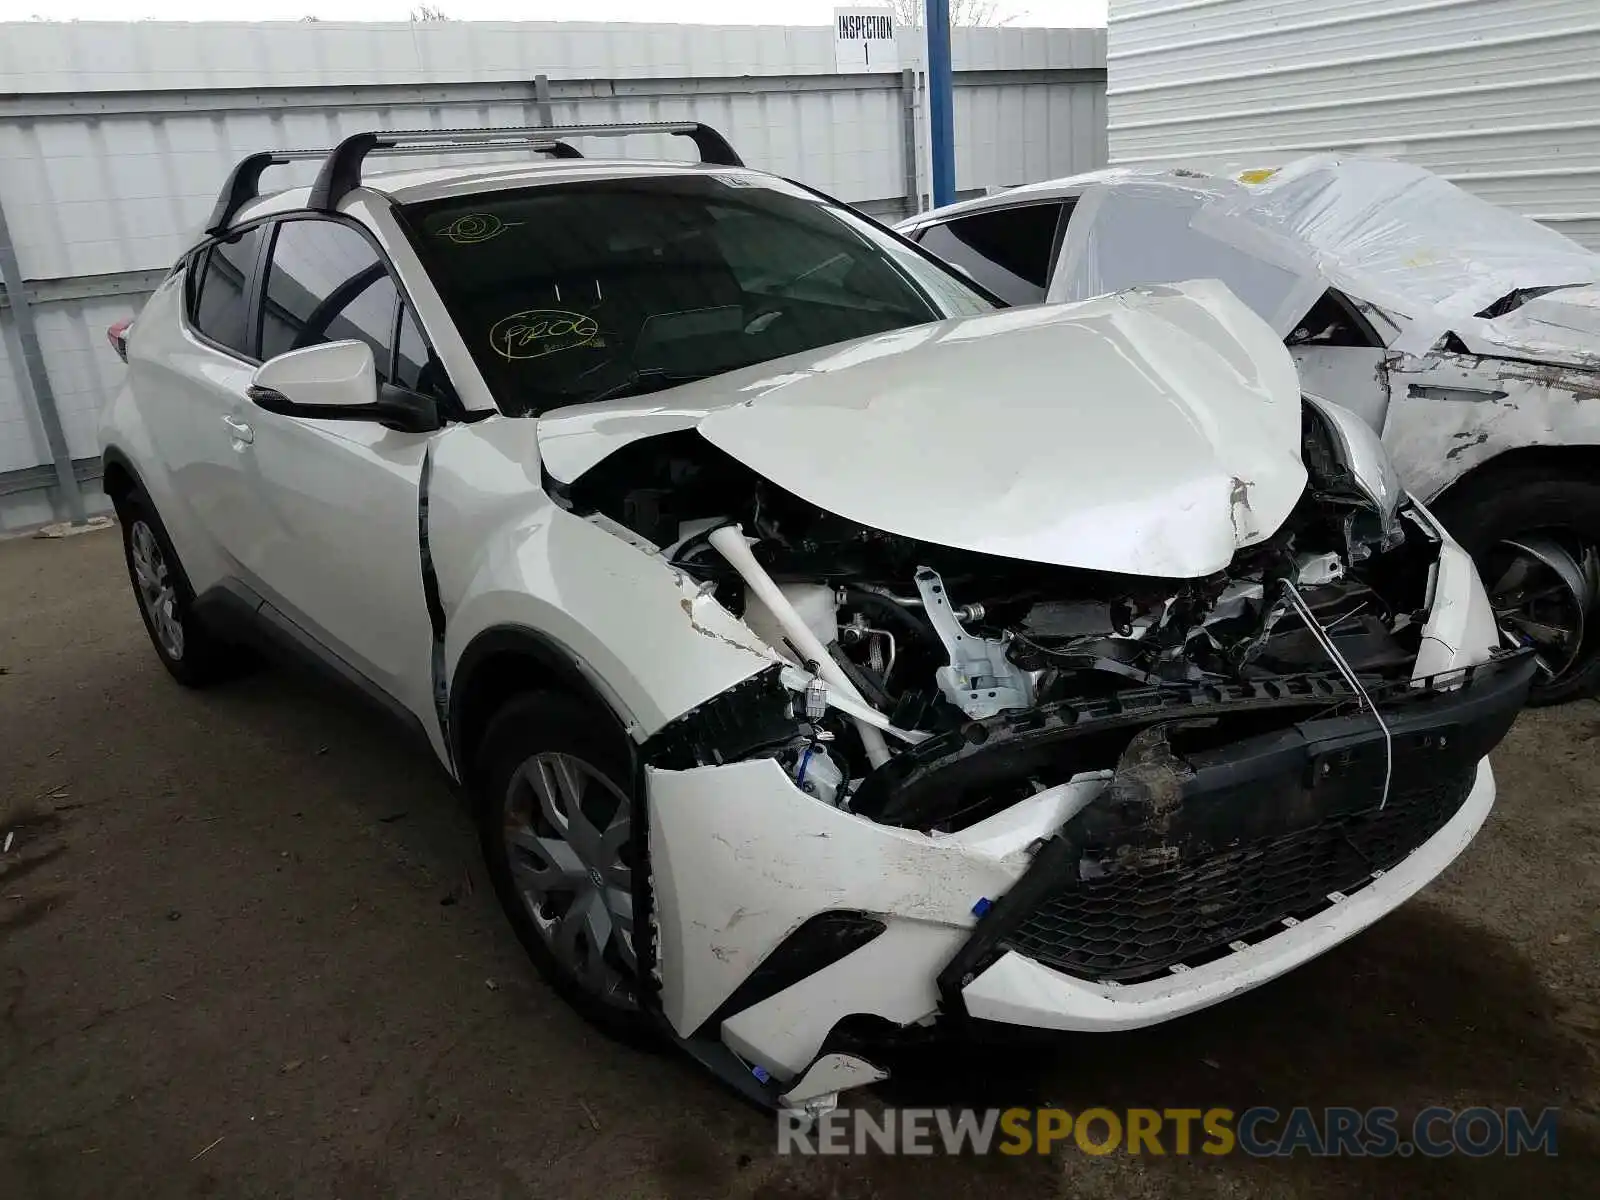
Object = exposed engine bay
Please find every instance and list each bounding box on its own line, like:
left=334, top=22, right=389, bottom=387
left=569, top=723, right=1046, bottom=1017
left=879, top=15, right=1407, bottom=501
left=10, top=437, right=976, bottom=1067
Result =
left=554, top=396, right=1463, bottom=831
left=514, top=285, right=1530, bottom=1103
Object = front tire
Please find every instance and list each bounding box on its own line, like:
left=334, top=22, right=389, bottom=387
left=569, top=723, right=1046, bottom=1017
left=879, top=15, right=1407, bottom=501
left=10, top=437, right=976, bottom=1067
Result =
left=1432, top=469, right=1600, bottom=706
left=117, top=491, right=249, bottom=688
left=475, top=692, right=654, bottom=1044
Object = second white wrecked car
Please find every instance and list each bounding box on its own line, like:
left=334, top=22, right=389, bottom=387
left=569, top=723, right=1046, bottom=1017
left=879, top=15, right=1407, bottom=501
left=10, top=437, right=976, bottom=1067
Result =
left=99, top=125, right=1532, bottom=1114
left=902, top=155, right=1600, bottom=703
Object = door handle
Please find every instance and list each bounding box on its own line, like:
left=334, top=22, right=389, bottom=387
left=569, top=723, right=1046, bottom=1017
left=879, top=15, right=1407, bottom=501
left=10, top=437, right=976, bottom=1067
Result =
left=223, top=415, right=255, bottom=445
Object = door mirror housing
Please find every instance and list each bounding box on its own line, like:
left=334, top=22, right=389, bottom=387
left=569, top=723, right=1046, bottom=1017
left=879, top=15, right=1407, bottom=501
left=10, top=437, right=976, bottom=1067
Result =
left=248, top=340, right=441, bottom=433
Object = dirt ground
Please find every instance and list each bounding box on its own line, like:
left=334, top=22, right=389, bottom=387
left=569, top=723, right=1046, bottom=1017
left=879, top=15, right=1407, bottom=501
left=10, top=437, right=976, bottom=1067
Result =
left=1, top=527, right=1596, bottom=1199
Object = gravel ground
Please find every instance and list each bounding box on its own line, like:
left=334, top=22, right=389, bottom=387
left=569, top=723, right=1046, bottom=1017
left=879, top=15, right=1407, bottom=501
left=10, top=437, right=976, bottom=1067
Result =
left=1, top=526, right=1596, bottom=1199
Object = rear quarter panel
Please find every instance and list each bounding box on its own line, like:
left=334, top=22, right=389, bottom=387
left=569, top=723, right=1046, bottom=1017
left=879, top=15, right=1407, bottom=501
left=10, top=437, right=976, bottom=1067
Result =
left=98, top=271, right=231, bottom=595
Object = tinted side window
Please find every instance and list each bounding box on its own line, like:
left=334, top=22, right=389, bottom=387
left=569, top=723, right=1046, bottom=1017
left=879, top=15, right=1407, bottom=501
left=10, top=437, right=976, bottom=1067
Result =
left=191, top=225, right=266, bottom=356
left=395, top=305, right=428, bottom=391
left=919, top=203, right=1064, bottom=305
left=394, top=304, right=453, bottom=401
left=260, top=219, right=398, bottom=380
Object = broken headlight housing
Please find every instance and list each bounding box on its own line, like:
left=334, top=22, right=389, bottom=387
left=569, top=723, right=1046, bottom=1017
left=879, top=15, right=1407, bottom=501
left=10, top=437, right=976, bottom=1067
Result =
left=1302, top=392, right=1404, bottom=560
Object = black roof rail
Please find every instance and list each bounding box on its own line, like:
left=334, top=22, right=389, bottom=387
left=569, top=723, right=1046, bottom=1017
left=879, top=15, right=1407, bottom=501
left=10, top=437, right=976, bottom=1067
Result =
left=204, top=149, right=326, bottom=235
left=307, top=121, right=744, bottom=214
left=205, top=122, right=737, bottom=234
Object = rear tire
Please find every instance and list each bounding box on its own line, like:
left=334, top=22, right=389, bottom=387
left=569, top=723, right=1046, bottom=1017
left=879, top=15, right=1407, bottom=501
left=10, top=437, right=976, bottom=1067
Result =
left=117, top=490, right=250, bottom=688
left=475, top=691, right=655, bottom=1045
left=1432, top=469, right=1600, bottom=706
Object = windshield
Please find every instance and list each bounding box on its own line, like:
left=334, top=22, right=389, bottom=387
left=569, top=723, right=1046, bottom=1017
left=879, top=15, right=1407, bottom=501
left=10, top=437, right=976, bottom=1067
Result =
left=400, top=174, right=992, bottom=415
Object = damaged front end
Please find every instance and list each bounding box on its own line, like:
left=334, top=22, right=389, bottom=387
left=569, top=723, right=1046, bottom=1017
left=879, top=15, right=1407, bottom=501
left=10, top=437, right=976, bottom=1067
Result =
left=557, top=394, right=1531, bottom=1110
left=543, top=298, right=1531, bottom=1110
left=637, top=391, right=1516, bottom=829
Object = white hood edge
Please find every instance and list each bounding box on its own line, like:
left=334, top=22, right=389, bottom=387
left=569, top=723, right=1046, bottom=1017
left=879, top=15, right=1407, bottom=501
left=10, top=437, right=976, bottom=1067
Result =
left=538, top=279, right=1308, bottom=579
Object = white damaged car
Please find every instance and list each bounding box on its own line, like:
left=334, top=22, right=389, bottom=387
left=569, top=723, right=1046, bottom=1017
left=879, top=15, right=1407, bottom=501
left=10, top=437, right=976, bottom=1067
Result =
left=901, top=154, right=1600, bottom=703
left=101, top=125, right=1533, bottom=1114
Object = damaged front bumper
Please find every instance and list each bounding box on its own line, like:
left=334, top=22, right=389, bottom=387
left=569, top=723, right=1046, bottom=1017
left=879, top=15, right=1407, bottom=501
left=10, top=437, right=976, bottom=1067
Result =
left=940, top=649, right=1533, bottom=1021
left=959, top=757, right=1497, bottom=1032
left=641, top=508, right=1533, bottom=1102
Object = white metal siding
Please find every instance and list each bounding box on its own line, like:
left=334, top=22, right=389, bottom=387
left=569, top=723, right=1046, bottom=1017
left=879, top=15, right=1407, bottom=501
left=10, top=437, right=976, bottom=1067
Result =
left=1109, top=0, right=1600, bottom=248
left=0, top=22, right=1105, bottom=284
left=0, top=316, right=47, bottom=476
left=0, top=20, right=1105, bottom=509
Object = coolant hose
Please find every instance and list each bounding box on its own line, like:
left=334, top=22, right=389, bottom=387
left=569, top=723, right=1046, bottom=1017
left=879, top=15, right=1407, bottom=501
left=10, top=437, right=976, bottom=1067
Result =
left=707, top=524, right=893, bottom=768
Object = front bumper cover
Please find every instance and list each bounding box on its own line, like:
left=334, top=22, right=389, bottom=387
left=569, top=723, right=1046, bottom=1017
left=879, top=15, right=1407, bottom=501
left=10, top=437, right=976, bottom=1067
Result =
left=958, top=755, right=1499, bottom=1032
left=936, top=649, right=1536, bottom=1007
left=644, top=652, right=1532, bottom=1086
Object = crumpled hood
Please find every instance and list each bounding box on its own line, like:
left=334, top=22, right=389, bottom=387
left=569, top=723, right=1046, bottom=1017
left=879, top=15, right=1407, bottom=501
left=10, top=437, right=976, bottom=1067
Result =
left=1458, top=283, right=1600, bottom=369
left=539, top=279, right=1307, bottom=578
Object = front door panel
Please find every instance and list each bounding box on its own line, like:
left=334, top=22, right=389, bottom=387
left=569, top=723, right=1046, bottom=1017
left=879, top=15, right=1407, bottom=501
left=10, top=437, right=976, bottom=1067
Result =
left=223, top=215, right=442, bottom=732
left=235, top=409, right=434, bottom=724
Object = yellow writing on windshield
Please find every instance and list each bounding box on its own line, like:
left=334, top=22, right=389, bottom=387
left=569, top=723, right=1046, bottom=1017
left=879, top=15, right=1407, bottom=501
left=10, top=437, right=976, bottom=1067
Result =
left=490, top=309, right=601, bottom=360
left=435, top=213, right=522, bottom=245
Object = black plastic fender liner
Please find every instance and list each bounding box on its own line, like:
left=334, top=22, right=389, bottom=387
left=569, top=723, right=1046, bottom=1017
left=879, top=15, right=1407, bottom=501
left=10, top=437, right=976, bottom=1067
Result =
left=447, top=625, right=636, bottom=782
left=641, top=664, right=799, bottom=770
left=99, top=445, right=145, bottom=503
left=931, top=650, right=1537, bottom=1008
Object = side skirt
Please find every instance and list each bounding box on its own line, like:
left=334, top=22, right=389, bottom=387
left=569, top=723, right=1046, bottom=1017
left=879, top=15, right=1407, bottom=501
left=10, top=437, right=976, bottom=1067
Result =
left=191, top=579, right=437, bottom=756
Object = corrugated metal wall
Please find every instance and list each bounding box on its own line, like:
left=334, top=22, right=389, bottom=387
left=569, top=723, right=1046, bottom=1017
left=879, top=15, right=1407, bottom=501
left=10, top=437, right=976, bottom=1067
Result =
left=0, top=19, right=1107, bottom=530
left=1109, top=0, right=1600, bottom=243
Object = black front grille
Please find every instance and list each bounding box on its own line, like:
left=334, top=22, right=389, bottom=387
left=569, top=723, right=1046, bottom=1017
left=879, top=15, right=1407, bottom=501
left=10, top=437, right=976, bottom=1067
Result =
left=1002, top=765, right=1478, bottom=984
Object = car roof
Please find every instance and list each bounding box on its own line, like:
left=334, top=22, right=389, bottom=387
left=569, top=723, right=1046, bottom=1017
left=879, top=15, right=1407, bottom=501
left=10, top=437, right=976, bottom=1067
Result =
left=899, top=157, right=1287, bottom=226
left=230, top=158, right=765, bottom=226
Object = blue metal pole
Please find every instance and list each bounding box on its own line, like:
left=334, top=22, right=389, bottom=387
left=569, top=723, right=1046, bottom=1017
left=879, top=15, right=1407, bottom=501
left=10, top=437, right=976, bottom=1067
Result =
left=926, top=0, right=956, bottom=207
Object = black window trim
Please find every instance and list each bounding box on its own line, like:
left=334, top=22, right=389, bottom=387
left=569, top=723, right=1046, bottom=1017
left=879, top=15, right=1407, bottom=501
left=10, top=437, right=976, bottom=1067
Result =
left=179, top=211, right=466, bottom=424
left=1044, top=198, right=1076, bottom=292
left=1321, top=287, right=1385, bottom=350
left=179, top=215, right=274, bottom=365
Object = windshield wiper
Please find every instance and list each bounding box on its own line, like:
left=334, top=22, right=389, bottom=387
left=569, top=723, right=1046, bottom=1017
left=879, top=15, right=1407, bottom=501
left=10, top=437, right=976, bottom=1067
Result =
left=586, top=368, right=713, bottom=404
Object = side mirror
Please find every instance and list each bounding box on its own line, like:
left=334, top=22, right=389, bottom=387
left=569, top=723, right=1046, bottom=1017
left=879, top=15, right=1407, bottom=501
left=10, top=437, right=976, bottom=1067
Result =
left=247, top=340, right=441, bottom=434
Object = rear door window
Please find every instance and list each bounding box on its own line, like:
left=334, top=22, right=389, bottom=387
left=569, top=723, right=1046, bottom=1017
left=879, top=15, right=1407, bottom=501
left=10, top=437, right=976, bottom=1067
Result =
left=918, top=203, right=1065, bottom=305
left=190, top=224, right=266, bottom=357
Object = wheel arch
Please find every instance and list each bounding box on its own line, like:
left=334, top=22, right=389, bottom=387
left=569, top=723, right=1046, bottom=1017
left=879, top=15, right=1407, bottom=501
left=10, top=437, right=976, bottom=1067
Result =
left=448, top=624, right=635, bottom=790
left=1429, top=443, right=1600, bottom=522
left=100, top=445, right=144, bottom=511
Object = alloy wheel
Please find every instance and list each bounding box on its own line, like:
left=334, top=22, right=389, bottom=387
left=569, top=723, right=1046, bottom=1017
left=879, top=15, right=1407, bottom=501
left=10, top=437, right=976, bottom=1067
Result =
left=502, top=751, right=637, bottom=1008
left=129, top=519, right=185, bottom=661
left=1486, top=533, right=1595, bottom=686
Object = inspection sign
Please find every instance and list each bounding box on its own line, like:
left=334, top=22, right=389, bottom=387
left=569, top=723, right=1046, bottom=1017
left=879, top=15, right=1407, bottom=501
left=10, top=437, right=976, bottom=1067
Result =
left=834, top=7, right=900, bottom=73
